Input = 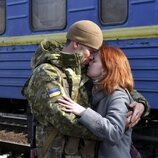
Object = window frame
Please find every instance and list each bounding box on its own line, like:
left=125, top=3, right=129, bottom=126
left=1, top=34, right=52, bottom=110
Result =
left=0, top=0, right=6, bottom=34
left=99, top=0, right=128, bottom=26
left=30, top=0, right=67, bottom=32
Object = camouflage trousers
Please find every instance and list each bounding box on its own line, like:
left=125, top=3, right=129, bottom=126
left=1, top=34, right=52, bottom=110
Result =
left=36, top=126, right=96, bottom=158
left=44, top=137, right=96, bottom=158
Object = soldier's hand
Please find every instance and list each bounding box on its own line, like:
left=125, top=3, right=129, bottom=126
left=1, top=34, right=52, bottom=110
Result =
left=58, top=96, right=86, bottom=116
left=127, top=101, right=144, bottom=128
left=126, top=111, right=133, bottom=128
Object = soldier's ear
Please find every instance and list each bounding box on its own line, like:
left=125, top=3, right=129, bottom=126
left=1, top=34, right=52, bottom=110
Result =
left=72, top=41, right=79, bottom=50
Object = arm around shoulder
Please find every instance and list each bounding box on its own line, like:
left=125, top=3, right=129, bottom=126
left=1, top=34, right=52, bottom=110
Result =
left=130, top=89, right=150, bottom=117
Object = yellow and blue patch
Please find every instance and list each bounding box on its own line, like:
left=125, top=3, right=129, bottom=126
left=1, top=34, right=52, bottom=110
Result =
left=48, top=87, right=61, bottom=97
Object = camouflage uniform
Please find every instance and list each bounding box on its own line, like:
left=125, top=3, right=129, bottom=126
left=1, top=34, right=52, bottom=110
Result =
left=130, top=89, right=150, bottom=116
left=22, top=39, right=96, bottom=158
left=22, top=39, right=150, bottom=158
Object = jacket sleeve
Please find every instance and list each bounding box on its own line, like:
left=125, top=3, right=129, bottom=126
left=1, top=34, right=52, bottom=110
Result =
left=130, top=89, right=150, bottom=117
left=24, top=63, right=97, bottom=140
left=78, top=90, right=131, bottom=144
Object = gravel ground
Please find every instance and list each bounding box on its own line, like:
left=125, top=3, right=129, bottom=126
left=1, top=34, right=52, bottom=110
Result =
left=0, top=129, right=28, bottom=144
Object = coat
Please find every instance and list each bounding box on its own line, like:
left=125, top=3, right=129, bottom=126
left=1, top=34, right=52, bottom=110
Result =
left=79, top=87, right=132, bottom=158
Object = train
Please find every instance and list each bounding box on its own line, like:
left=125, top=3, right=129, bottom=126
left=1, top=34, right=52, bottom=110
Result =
left=0, top=0, right=158, bottom=157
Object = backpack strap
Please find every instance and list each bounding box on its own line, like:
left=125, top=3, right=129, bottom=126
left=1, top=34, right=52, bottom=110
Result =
left=53, top=66, right=70, bottom=97
left=39, top=128, right=58, bottom=158
left=64, top=68, right=81, bottom=102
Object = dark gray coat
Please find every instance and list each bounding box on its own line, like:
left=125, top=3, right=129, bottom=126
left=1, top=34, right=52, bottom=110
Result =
left=79, top=87, right=132, bottom=158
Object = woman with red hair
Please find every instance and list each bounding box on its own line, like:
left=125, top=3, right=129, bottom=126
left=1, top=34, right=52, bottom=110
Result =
left=58, top=45, right=134, bottom=158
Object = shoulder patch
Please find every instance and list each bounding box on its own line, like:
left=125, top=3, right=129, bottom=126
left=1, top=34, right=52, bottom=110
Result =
left=48, top=87, right=61, bottom=97
left=47, top=83, right=61, bottom=98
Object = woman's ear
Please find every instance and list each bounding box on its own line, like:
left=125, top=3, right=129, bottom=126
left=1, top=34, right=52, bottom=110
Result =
left=101, top=69, right=106, bottom=77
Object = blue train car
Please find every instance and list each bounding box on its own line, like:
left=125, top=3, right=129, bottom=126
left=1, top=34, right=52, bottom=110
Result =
left=0, top=0, right=158, bottom=157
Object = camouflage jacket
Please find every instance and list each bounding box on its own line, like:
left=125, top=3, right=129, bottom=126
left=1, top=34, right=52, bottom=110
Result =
left=22, top=39, right=97, bottom=158
left=23, top=39, right=97, bottom=137
left=130, top=89, right=150, bottom=116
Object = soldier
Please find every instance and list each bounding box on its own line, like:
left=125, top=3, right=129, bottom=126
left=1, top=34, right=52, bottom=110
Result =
left=22, top=20, right=150, bottom=158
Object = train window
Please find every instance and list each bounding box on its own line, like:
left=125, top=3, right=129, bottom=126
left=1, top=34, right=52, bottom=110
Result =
left=31, top=0, right=66, bottom=31
left=100, top=0, right=128, bottom=25
left=0, top=0, right=5, bottom=34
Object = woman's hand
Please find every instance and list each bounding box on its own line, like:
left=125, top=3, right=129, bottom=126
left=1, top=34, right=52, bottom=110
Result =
left=58, top=96, right=86, bottom=116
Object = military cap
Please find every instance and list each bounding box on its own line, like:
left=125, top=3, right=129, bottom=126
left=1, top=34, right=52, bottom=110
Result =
left=66, top=20, right=103, bottom=50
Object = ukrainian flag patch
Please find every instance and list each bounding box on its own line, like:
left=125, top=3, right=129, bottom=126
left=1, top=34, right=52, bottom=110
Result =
left=48, top=88, right=61, bottom=97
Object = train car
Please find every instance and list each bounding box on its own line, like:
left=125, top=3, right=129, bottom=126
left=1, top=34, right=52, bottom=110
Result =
left=0, top=0, right=158, bottom=157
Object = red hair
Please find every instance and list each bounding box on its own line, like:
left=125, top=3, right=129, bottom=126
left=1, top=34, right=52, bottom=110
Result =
left=99, top=45, right=134, bottom=95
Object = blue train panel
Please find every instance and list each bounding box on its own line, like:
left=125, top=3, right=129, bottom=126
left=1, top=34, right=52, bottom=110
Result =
left=0, top=45, right=35, bottom=99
